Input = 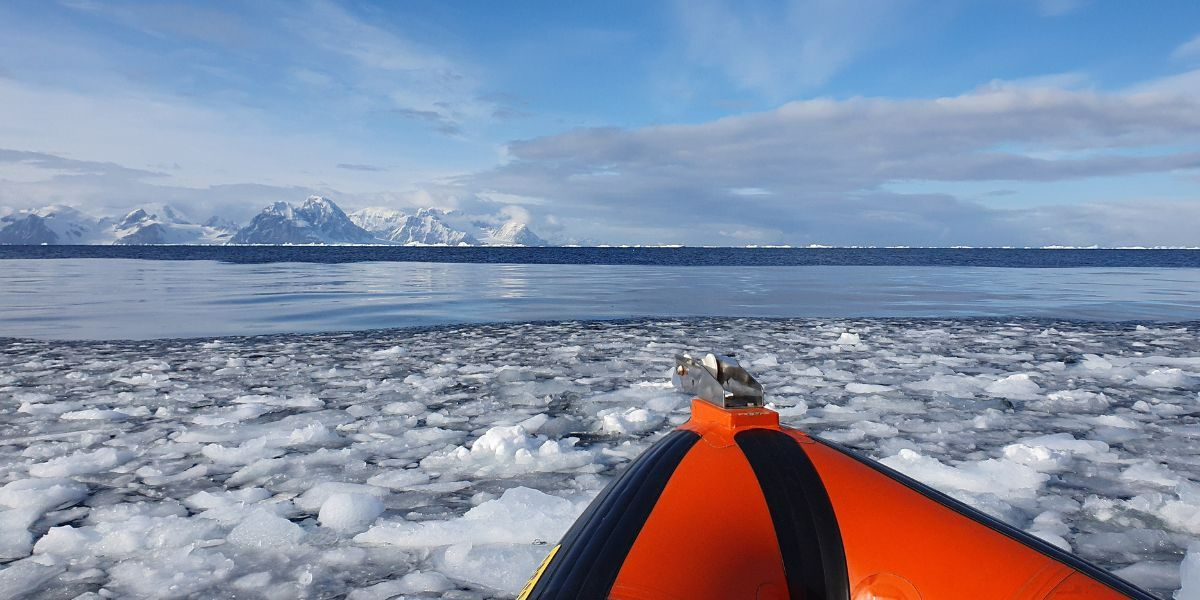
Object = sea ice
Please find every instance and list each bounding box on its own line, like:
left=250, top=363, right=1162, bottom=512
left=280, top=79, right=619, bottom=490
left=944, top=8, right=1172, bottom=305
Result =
left=1, top=317, right=1197, bottom=598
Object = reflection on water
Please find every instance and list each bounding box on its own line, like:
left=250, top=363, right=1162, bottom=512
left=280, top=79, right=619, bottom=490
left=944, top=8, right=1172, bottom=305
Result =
left=1, top=259, right=1198, bottom=340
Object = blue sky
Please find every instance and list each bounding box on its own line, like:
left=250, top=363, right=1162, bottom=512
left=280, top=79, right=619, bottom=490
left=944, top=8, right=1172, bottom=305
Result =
left=1, top=0, right=1199, bottom=245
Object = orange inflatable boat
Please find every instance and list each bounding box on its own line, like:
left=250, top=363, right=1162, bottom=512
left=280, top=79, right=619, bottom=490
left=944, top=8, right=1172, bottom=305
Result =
left=518, top=353, right=1155, bottom=600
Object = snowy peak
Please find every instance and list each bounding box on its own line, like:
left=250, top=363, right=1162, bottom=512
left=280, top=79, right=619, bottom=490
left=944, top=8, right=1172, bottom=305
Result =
left=484, top=221, right=547, bottom=246
left=231, top=197, right=377, bottom=245
left=112, top=204, right=231, bottom=245
left=349, top=207, right=408, bottom=236
left=0, top=205, right=105, bottom=244
left=386, top=210, right=477, bottom=246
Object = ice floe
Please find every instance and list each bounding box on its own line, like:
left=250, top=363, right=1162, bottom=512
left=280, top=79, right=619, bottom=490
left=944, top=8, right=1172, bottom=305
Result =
left=1, top=317, right=1198, bottom=598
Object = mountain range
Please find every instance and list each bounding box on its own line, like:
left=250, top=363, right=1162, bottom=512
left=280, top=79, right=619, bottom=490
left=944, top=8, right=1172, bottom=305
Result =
left=0, top=196, right=549, bottom=246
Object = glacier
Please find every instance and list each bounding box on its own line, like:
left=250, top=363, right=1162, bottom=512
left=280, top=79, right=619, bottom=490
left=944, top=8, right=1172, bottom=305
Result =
left=0, top=197, right=549, bottom=246
left=1, top=318, right=1198, bottom=598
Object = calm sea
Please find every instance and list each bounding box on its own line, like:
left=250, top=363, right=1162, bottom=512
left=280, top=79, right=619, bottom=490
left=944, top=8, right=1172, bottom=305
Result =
left=1, top=246, right=1198, bottom=340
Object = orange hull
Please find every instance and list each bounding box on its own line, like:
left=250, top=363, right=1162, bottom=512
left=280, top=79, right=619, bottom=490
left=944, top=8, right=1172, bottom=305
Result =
left=519, top=400, right=1154, bottom=600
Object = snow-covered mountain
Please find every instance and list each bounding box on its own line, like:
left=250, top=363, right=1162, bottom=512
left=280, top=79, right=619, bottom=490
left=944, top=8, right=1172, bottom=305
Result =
left=348, top=207, right=407, bottom=237
left=382, top=208, right=477, bottom=245
left=0, top=197, right=553, bottom=245
left=230, top=196, right=378, bottom=245
left=112, top=205, right=233, bottom=245
left=0, top=206, right=110, bottom=244
left=351, top=206, right=548, bottom=246
left=481, top=221, right=547, bottom=246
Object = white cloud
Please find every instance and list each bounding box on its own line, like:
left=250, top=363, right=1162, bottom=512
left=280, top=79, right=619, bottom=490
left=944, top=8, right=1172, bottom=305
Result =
left=462, top=75, right=1200, bottom=245
left=670, top=0, right=911, bottom=99
left=1174, top=33, right=1200, bottom=62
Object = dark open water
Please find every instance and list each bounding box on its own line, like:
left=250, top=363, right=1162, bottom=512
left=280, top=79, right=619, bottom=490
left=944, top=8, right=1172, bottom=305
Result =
left=3, top=245, right=1200, bottom=267
left=1, top=247, right=1199, bottom=340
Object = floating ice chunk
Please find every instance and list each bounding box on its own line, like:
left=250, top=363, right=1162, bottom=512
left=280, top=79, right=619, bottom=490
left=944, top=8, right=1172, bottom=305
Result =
left=0, top=508, right=39, bottom=559
left=598, top=407, right=664, bottom=435
left=295, top=482, right=388, bottom=513
left=227, top=509, right=305, bottom=548
left=107, top=546, right=235, bottom=598
left=1079, top=354, right=1114, bottom=372
left=370, top=345, right=408, bottom=358
left=1029, top=389, right=1111, bottom=412
left=1135, top=368, right=1192, bottom=389
left=985, top=373, right=1042, bottom=401
left=1090, top=414, right=1139, bottom=429
left=973, top=408, right=1006, bottom=429
left=60, top=408, right=130, bottom=421
left=439, top=543, right=550, bottom=595
left=318, top=493, right=384, bottom=534
left=881, top=449, right=1048, bottom=499
left=845, top=382, right=893, bottom=394
left=835, top=332, right=861, bottom=345
left=0, top=559, right=63, bottom=599
left=1126, top=482, right=1200, bottom=535
left=35, top=513, right=222, bottom=558
left=1002, top=434, right=1112, bottom=472
left=1112, top=561, right=1180, bottom=593
left=201, top=438, right=286, bottom=466
left=1122, top=461, right=1182, bottom=488
left=28, top=447, right=134, bottom=478
left=1027, top=511, right=1072, bottom=552
left=1180, top=542, right=1200, bottom=600
left=421, top=425, right=595, bottom=477
left=0, top=478, right=89, bottom=513
left=346, top=570, right=454, bottom=600
left=355, top=486, right=579, bottom=548
left=382, top=401, right=426, bottom=416
left=903, top=374, right=983, bottom=398
left=366, top=469, right=432, bottom=490
left=17, top=400, right=83, bottom=416
left=0, top=478, right=90, bottom=559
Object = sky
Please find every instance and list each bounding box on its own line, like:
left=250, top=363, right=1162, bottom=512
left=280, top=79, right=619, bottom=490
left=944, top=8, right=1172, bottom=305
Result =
left=1, top=0, right=1199, bottom=246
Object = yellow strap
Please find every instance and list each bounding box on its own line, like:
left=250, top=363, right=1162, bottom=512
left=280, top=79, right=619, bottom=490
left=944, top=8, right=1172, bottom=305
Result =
left=516, top=544, right=561, bottom=600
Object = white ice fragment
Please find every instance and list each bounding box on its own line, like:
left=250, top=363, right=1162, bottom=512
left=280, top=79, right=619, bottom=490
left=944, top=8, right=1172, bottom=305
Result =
left=366, top=469, right=432, bottom=490
left=903, top=374, right=983, bottom=398
left=1134, top=368, right=1192, bottom=389
left=845, top=382, right=892, bottom=394
left=0, top=478, right=89, bottom=513
left=346, top=571, right=454, bottom=600
left=318, top=493, right=384, bottom=534
left=227, top=510, right=305, bottom=548
left=880, top=449, right=1048, bottom=499
left=106, top=546, right=235, bottom=597
left=295, top=482, right=388, bottom=513
left=985, top=373, right=1042, bottom=401
left=1121, top=461, right=1182, bottom=488
left=0, top=559, right=63, bottom=599
left=1180, top=542, right=1200, bottom=600
left=421, top=425, right=595, bottom=477
left=1030, top=389, right=1111, bottom=412
left=835, top=332, right=861, bottom=345
left=201, top=438, right=285, bottom=466
left=355, top=486, right=579, bottom=548
left=1111, top=561, right=1180, bottom=593
left=28, top=447, right=134, bottom=478
left=439, top=543, right=549, bottom=596
left=598, top=407, right=664, bottom=435
left=382, top=401, right=426, bottom=416
left=1001, top=434, right=1112, bottom=472
left=973, top=408, right=1006, bottom=429
left=60, top=409, right=130, bottom=421
left=1026, top=511, right=1072, bottom=552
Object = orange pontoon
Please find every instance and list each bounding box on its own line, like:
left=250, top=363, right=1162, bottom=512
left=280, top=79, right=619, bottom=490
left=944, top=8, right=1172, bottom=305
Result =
left=518, top=353, right=1155, bottom=600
